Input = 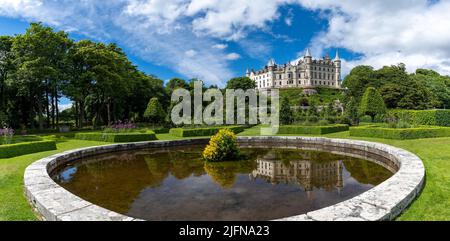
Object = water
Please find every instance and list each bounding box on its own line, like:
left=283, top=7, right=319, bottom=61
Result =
left=52, top=145, right=393, bottom=221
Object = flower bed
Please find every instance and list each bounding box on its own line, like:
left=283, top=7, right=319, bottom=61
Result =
left=74, top=131, right=157, bottom=143
left=169, top=126, right=246, bottom=137
left=0, top=140, right=57, bottom=158
left=350, top=125, right=450, bottom=139
left=277, top=124, right=349, bottom=135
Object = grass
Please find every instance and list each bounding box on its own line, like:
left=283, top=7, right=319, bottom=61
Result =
left=0, top=127, right=449, bottom=220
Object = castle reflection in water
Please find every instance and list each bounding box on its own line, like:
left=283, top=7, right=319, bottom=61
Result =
left=250, top=152, right=344, bottom=195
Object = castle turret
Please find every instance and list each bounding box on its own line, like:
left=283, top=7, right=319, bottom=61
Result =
left=304, top=49, right=313, bottom=86
left=334, top=50, right=342, bottom=87
left=246, top=68, right=251, bottom=77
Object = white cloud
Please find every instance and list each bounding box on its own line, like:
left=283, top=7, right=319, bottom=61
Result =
left=1, top=0, right=450, bottom=84
left=213, top=44, right=228, bottom=50
left=58, top=103, right=73, bottom=112
left=184, top=49, right=197, bottom=57
left=225, top=53, right=241, bottom=60
left=296, top=0, right=450, bottom=75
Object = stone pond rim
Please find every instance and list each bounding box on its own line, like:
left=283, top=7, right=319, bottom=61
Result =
left=24, top=136, right=425, bottom=221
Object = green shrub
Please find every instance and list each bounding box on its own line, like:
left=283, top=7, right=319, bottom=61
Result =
left=350, top=126, right=450, bottom=139
left=203, top=129, right=240, bottom=162
left=278, top=124, right=349, bottom=135
left=152, top=128, right=170, bottom=134
left=0, top=140, right=57, bottom=158
left=388, top=109, right=450, bottom=126
left=359, top=87, right=387, bottom=122
left=74, top=132, right=156, bottom=142
left=169, top=126, right=246, bottom=137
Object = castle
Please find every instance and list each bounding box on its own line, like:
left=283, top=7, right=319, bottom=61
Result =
left=246, top=49, right=342, bottom=90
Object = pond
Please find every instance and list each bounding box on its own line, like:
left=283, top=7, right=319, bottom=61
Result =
left=51, top=145, right=394, bottom=221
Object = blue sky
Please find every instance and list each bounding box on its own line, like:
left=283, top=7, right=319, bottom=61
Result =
left=1, top=0, right=449, bottom=107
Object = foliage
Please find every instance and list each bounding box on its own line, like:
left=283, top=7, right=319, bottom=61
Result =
left=359, top=87, right=387, bottom=122
left=387, top=109, right=450, bottom=127
left=225, top=77, right=256, bottom=90
left=280, top=96, right=293, bottom=125
left=278, top=124, right=349, bottom=135
left=144, top=97, right=166, bottom=125
left=202, top=129, right=240, bottom=162
left=343, top=64, right=446, bottom=109
left=344, top=97, right=360, bottom=126
left=74, top=132, right=156, bottom=142
left=169, top=126, right=246, bottom=137
left=350, top=126, right=450, bottom=139
left=0, top=140, right=56, bottom=158
left=0, top=127, right=14, bottom=144
left=103, top=120, right=137, bottom=133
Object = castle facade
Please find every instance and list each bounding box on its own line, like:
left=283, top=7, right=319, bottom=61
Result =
left=246, top=49, right=342, bottom=90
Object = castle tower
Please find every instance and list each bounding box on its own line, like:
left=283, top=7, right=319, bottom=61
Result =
left=304, top=49, right=313, bottom=86
left=246, top=68, right=251, bottom=77
left=334, top=50, right=342, bottom=87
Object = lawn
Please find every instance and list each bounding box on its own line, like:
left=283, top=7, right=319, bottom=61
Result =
left=0, top=128, right=449, bottom=221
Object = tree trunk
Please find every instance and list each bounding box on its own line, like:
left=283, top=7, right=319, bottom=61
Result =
left=74, top=101, right=79, bottom=128
left=106, top=101, right=111, bottom=126
left=37, top=95, right=44, bottom=130
left=80, top=101, right=85, bottom=128
left=46, top=88, right=50, bottom=128
left=51, top=92, right=55, bottom=129
left=55, top=91, right=59, bottom=127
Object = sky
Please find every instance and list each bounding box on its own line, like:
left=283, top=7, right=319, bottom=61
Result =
left=0, top=0, right=449, bottom=108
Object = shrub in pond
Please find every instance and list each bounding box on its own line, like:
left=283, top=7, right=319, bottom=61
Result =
left=202, top=129, right=240, bottom=162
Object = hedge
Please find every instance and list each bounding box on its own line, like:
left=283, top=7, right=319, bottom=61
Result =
left=389, top=109, right=450, bottom=126
left=0, top=140, right=57, bottom=158
left=350, top=126, right=450, bottom=140
left=152, top=128, right=170, bottom=134
left=169, top=126, right=246, bottom=137
left=277, top=124, right=349, bottom=135
left=75, top=131, right=157, bottom=142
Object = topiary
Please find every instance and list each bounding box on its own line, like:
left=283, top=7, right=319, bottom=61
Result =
left=202, top=129, right=240, bottom=162
left=359, top=87, right=387, bottom=122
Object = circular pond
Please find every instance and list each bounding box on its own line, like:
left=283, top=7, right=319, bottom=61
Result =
left=25, top=137, right=425, bottom=221
left=50, top=145, right=393, bottom=221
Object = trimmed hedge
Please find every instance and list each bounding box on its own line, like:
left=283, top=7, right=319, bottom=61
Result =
left=169, top=126, right=246, bottom=137
left=278, top=124, right=349, bottom=135
left=389, top=109, right=450, bottom=126
left=75, top=131, right=157, bottom=142
left=350, top=126, right=450, bottom=140
left=0, top=140, right=57, bottom=158
left=152, top=128, right=170, bottom=134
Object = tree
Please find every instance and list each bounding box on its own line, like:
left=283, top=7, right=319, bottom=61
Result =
left=226, top=77, right=256, bottom=90
left=11, top=23, right=71, bottom=129
left=0, top=36, right=13, bottom=112
left=342, top=65, right=375, bottom=102
left=344, top=97, right=359, bottom=126
left=166, top=78, right=188, bottom=92
left=359, top=87, right=386, bottom=122
left=280, top=96, right=293, bottom=125
left=144, top=97, right=166, bottom=125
